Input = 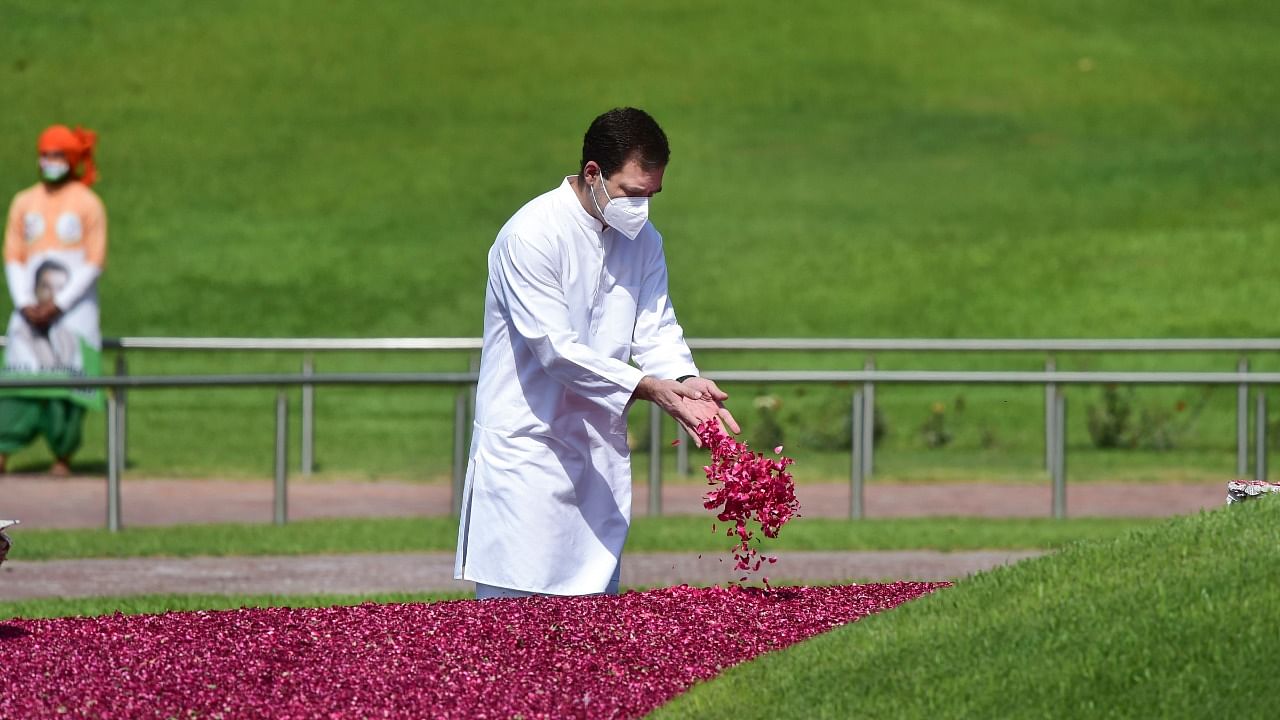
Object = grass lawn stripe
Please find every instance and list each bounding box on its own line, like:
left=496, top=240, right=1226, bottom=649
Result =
left=7, top=516, right=1158, bottom=561
left=652, top=499, right=1280, bottom=719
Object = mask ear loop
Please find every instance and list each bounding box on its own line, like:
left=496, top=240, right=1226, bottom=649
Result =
left=588, top=166, right=610, bottom=219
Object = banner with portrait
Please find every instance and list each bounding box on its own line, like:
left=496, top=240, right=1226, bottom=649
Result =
left=1, top=250, right=103, bottom=410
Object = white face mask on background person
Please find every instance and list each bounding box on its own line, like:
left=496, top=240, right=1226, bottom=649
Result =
left=39, top=159, right=70, bottom=183
left=591, top=172, right=649, bottom=240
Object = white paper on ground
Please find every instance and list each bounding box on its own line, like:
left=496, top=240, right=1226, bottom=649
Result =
left=0, top=519, right=18, bottom=567
left=1226, top=481, right=1280, bottom=505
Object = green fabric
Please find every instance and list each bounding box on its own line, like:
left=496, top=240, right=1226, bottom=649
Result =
left=0, top=397, right=86, bottom=458
left=0, top=337, right=104, bottom=411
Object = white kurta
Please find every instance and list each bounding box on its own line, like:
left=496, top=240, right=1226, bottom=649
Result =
left=454, top=177, right=698, bottom=595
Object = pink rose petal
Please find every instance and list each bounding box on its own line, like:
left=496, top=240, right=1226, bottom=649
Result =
left=697, top=421, right=801, bottom=573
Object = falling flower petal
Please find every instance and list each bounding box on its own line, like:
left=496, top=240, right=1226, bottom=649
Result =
left=697, top=421, right=801, bottom=574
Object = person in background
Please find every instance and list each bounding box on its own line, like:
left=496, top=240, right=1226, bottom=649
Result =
left=0, top=125, right=107, bottom=476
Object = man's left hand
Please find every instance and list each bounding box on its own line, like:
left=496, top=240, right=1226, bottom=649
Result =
left=31, top=302, right=62, bottom=326
left=679, top=377, right=741, bottom=436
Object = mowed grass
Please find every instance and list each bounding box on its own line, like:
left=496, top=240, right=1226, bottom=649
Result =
left=654, top=498, right=1280, bottom=719
left=9, top=515, right=1156, bottom=561
left=1, top=1, right=1279, bottom=479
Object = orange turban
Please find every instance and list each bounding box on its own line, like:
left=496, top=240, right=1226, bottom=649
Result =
left=37, top=125, right=98, bottom=186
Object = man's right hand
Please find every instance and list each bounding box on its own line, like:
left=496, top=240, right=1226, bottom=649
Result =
left=21, top=303, right=61, bottom=331
left=633, top=376, right=720, bottom=446
left=19, top=305, right=45, bottom=330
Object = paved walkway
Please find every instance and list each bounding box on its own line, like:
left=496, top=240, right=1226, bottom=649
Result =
left=0, top=476, right=1216, bottom=602
left=0, top=550, right=1042, bottom=601
left=0, top=476, right=1227, bottom=529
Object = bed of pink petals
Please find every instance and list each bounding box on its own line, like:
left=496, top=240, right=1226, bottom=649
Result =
left=0, top=582, right=945, bottom=719
left=698, top=420, right=801, bottom=574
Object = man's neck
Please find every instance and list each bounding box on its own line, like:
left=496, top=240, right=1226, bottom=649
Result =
left=568, top=175, right=604, bottom=225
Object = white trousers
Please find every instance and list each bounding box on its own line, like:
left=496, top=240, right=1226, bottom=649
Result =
left=476, top=561, right=621, bottom=599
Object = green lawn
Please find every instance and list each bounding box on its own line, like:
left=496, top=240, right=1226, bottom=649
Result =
left=1, top=1, right=1277, bottom=480
left=10, top=515, right=1155, bottom=561
left=653, top=498, right=1280, bottom=719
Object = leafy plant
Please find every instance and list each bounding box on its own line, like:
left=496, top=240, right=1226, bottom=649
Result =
left=749, top=394, right=785, bottom=450
left=1086, top=385, right=1134, bottom=449
left=1087, top=386, right=1212, bottom=451
left=920, top=401, right=954, bottom=449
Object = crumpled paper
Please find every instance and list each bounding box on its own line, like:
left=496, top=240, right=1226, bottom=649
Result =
left=1226, top=480, right=1280, bottom=505
left=0, top=519, right=17, bottom=567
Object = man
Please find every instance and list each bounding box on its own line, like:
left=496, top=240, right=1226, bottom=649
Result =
left=455, top=108, right=739, bottom=599
left=0, top=125, right=106, bottom=475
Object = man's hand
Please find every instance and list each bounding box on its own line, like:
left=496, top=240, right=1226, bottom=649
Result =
left=19, top=305, right=42, bottom=328
left=23, top=302, right=62, bottom=331
left=678, top=376, right=741, bottom=436
left=633, top=376, right=720, bottom=445
left=32, top=299, right=62, bottom=325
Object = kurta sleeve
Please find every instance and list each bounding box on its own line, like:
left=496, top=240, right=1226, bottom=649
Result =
left=630, top=231, right=699, bottom=380
left=493, top=232, right=645, bottom=408
left=4, top=195, right=34, bottom=308
left=53, top=192, right=106, bottom=311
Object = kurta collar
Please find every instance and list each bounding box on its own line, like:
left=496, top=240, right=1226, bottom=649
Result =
left=557, top=176, right=605, bottom=234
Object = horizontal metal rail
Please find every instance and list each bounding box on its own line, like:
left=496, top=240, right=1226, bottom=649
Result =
left=687, top=338, right=1280, bottom=352
left=105, top=337, right=485, bottom=351
left=0, top=336, right=1276, bottom=353
left=706, top=370, right=1280, bottom=385
left=0, top=373, right=479, bottom=389
left=4, top=369, right=1280, bottom=390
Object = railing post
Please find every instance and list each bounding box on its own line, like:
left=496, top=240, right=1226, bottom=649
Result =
left=1052, top=392, right=1067, bottom=519
left=115, top=352, right=128, bottom=471
left=649, top=402, right=662, bottom=516
left=1256, top=391, right=1267, bottom=482
left=106, top=389, right=122, bottom=533
left=451, top=390, right=467, bottom=516
left=850, top=390, right=865, bottom=520
left=1238, top=357, right=1249, bottom=477
left=301, top=354, right=314, bottom=476
left=274, top=391, right=288, bottom=525
left=1044, top=357, right=1056, bottom=470
left=861, top=357, right=875, bottom=479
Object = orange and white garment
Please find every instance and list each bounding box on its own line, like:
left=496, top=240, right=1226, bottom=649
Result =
left=3, top=182, right=106, bottom=375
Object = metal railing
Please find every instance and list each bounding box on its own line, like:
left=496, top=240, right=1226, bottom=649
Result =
left=2, top=363, right=1276, bottom=531
left=91, top=337, right=1280, bottom=352
left=1, top=372, right=477, bottom=533
left=74, top=336, right=1272, bottom=489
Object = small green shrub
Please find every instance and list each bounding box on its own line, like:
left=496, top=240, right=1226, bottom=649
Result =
left=749, top=394, right=786, bottom=450
left=920, top=401, right=953, bottom=449
left=1086, top=385, right=1135, bottom=449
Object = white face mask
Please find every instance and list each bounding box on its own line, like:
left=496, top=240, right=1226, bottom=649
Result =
left=591, top=172, right=649, bottom=240
left=39, top=159, right=70, bottom=183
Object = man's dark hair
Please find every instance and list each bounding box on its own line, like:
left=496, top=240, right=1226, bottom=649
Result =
left=579, top=107, right=670, bottom=180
